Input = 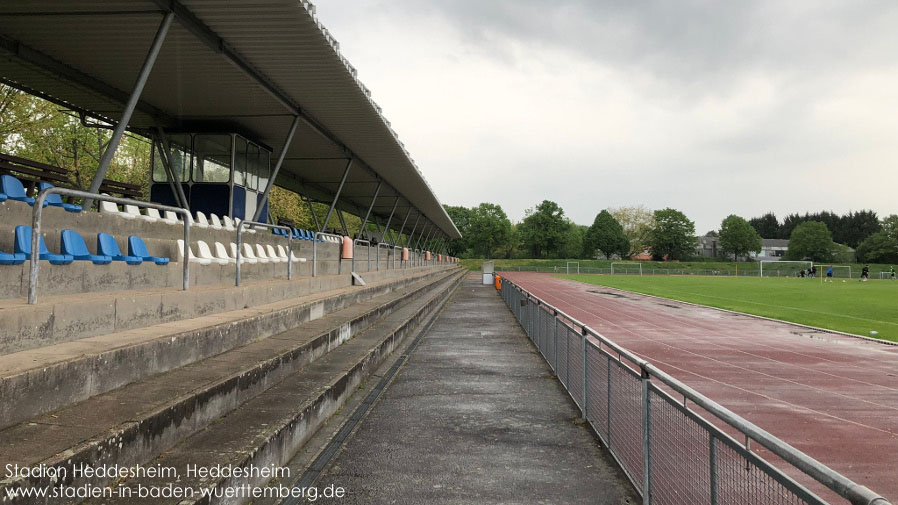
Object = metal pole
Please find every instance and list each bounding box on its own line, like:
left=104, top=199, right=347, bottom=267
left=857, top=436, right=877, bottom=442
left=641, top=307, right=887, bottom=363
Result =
left=84, top=11, right=174, bottom=210
left=305, top=195, right=321, bottom=231
left=156, top=127, right=189, bottom=209
left=405, top=214, right=421, bottom=248
left=154, top=131, right=187, bottom=209
left=382, top=197, right=399, bottom=243
left=397, top=206, right=412, bottom=246
left=581, top=329, right=588, bottom=419
left=321, top=159, right=353, bottom=233
left=709, top=434, right=718, bottom=505
left=253, top=115, right=300, bottom=221
left=358, top=181, right=382, bottom=239
left=413, top=222, right=428, bottom=250
left=337, top=210, right=349, bottom=237
left=641, top=368, right=652, bottom=505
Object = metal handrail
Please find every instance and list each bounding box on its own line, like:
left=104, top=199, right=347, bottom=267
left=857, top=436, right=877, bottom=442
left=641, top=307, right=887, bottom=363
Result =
left=235, top=220, right=292, bottom=286
left=352, top=238, right=371, bottom=273
left=499, top=276, right=891, bottom=505
left=312, top=231, right=344, bottom=277
left=376, top=242, right=392, bottom=271
left=29, top=188, right=191, bottom=305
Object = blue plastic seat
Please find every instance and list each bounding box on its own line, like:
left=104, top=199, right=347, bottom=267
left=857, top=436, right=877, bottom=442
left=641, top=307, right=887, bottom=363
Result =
left=0, top=192, right=6, bottom=202
left=0, top=250, right=24, bottom=265
left=14, top=225, right=73, bottom=265
left=128, top=236, right=169, bottom=265
left=97, top=233, right=142, bottom=265
left=39, top=183, right=82, bottom=212
left=1, top=175, right=35, bottom=205
left=61, top=230, right=111, bottom=264
left=292, top=227, right=301, bottom=239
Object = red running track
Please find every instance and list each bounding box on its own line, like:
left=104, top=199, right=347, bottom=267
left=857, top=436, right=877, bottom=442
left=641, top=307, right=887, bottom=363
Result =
left=502, top=272, right=898, bottom=503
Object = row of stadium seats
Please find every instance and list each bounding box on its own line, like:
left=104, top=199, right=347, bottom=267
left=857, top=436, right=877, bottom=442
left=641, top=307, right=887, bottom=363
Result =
left=0, top=225, right=168, bottom=266
left=272, top=227, right=342, bottom=243
left=177, top=239, right=305, bottom=265
left=1, top=175, right=82, bottom=212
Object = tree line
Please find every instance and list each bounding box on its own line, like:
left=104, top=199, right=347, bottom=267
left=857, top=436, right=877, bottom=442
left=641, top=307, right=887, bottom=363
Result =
left=446, top=201, right=898, bottom=264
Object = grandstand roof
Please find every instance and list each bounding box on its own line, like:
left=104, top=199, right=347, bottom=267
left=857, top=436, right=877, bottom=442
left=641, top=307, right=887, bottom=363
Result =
left=0, top=0, right=460, bottom=239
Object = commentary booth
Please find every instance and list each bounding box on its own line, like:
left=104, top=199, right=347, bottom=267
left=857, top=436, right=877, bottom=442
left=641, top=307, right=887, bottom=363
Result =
left=150, top=133, right=272, bottom=220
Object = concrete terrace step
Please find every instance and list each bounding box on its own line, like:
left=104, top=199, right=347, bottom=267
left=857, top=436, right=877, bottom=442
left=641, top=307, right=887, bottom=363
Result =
left=0, top=264, right=453, bottom=355
left=0, top=268, right=458, bottom=429
left=83, top=270, right=465, bottom=505
left=0, top=270, right=465, bottom=504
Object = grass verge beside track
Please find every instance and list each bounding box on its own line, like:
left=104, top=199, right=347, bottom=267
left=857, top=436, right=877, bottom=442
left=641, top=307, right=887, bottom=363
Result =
left=557, top=274, right=898, bottom=342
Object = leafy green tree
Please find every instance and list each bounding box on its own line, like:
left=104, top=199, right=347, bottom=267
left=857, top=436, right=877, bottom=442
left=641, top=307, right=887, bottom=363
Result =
left=719, top=215, right=762, bottom=261
left=648, top=208, right=697, bottom=261
left=557, top=221, right=587, bottom=259
left=443, top=205, right=473, bottom=257
left=609, top=205, right=655, bottom=257
left=519, top=200, right=568, bottom=258
left=748, top=212, right=779, bottom=239
left=785, top=221, right=835, bottom=262
left=856, top=231, right=898, bottom=264
left=584, top=210, right=629, bottom=259
left=467, top=203, right=512, bottom=259
left=881, top=214, right=898, bottom=240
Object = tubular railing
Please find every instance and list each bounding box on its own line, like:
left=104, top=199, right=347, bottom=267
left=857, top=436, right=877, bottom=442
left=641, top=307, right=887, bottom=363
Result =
left=312, top=232, right=344, bottom=277
left=29, top=188, right=191, bottom=304
left=376, top=242, right=392, bottom=270
left=352, top=238, right=371, bottom=273
left=236, top=221, right=292, bottom=286
left=498, top=276, right=890, bottom=505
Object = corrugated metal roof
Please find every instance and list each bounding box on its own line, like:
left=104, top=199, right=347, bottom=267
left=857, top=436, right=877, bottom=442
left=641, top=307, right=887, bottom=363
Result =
left=0, top=0, right=459, bottom=239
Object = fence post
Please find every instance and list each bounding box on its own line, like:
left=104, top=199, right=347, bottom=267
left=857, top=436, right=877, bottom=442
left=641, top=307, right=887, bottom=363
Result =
left=710, top=434, right=719, bottom=505
left=607, top=355, right=612, bottom=445
left=581, top=328, right=588, bottom=420
left=553, top=313, right=558, bottom=375
left=641, top=367, right=652, bottom=505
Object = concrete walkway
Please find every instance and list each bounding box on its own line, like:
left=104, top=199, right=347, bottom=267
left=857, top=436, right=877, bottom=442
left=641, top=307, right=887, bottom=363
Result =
left=315, top=274, right=637, bottom=504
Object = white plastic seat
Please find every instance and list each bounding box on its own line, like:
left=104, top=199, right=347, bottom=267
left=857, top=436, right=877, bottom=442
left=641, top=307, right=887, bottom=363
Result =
left=145, top=208, right=163, bottom=222
left=255, top=243, right=275, bottom=263
left=266, top=244, right=286, bottom=263
left=213, top=242, right=236, bottom=264
left=176, top=239, right=211, bottom=265
left=100, top=199, right=134, bottom=219
left=126, top=204, right=158, bottom=223
left=163, top=210, right=181, bottom=224
left=209, top=213, right=224, bottom=230
left=196, top=240, right=228, bottom=265
left=244, top=243, right=268, bottom=263
left=234, top=218, right=256, bottom=233
left=278, top=244, right=306, bottom=263
left=222, top=215, right=236, bottom=231
left=230, top=242, right=258, bottom=264
left=194, top=211, right=210, bottom=229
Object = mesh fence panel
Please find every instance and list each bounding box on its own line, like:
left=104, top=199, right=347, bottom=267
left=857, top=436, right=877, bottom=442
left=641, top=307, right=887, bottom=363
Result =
left=715, top=438, right=823, bottom=505
left=567, top=326, right=585, bottom=411
left=545, top=316, right=557, bottom=374
left=649, top=387, right=712, bottom=505
left=609, top=359, right=644, bottom=485
left=557, top=322, right=570, bottom=388
left=540, top=306, right=552, bottom=359
left=586, top=344, right=610, bottom=443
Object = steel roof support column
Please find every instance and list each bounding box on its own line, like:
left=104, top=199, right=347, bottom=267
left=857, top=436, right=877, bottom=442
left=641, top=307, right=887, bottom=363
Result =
left=321, top=159, right=353, bottom=233
left=84, top=11, right=174, bottom=210
left=382, top=197, right=399, bottom=244
left=337, top=210, right=349, bottom=237
left=412, top=223, right=428, bottom=250
left=253, top=115, right=300, bottom=222
left=405, top=214, right=421, bottom=248
left=304, top=194, right=321, bottom=231
left=396, top=206, right=412, bottom=246
left=154, top=127, right=189, bottom=210
left=357, top=181, right=381, bottom=239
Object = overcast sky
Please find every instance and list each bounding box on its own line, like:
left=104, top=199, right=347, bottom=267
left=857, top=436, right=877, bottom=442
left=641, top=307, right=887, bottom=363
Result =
left=315, top=0, right=898, bottom=234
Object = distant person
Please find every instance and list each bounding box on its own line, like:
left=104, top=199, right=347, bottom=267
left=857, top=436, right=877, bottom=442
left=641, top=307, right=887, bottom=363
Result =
left=799, top=269, right=806, bottom=278
left=826, top=266, right=834, bottom=282
left=810, top=265, right=817, bottom=278
left=891, top=266, right=896, bottom=280
left=554, top=265, right=558, bottom=273
left=861, top=264, right=870, bottom=282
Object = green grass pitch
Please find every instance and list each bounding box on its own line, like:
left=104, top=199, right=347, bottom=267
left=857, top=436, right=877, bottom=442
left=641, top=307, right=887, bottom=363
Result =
left=556, top=274, right=898, bottom=342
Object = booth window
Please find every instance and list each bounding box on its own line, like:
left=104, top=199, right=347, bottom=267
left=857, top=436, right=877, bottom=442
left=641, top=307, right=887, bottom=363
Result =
left=152, top=134, right=191, bottom=183
left=246, top=143, right=260, bottom=190
left=193, top=135, right=231, bottom=183
left=234, top=136, right=247, bottom=186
